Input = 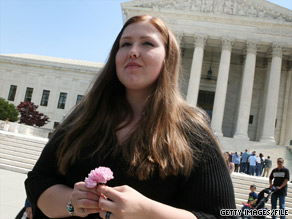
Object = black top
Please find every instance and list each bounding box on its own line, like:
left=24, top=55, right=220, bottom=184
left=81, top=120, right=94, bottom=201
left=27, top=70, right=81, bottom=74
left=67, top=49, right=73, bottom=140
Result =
left=269, top=167, right=290, bottom=196
left=25, top=131, right=236, bottom=219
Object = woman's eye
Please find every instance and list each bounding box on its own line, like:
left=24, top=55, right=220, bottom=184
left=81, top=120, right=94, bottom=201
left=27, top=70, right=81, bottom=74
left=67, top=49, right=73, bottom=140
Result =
left=121, top=42, right=131, bottom=47
left=143, top=41, right=154, bottom=46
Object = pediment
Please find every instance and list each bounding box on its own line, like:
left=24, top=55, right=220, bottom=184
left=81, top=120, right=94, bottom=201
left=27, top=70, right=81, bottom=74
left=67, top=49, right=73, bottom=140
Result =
left=122, top=0, right=292, bottom=23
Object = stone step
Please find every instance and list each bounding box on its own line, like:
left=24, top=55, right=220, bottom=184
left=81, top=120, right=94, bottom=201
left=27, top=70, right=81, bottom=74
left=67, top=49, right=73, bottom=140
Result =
left=0, top=163, right=30, bottom=174
left=235, top=204, right=291, bottom=219
left=0, top=157, right=34, bottom=170
left=0, top=133, right=45, bottom=175
left=232, top=173, right=292, bottom=215
left=235, top=197, right=292, bottom=214
left=0, top=135, right=47, bottom=149
left=233, top=183, right=292, bottom=199
left=1, top=132, right=292, bottom=217
left=0, top=152, right=37, bottom=166
left=234, top=187, right=292, bottom=203
left=231, top=173, right=292, bottom=198
left=231, top=173, right=292, bottom=188
left=233, top=189, right=292, bottom=211
left=234, top=187, right=292, bottom=202
left=232, top=176, right=270, bottom=185
left=0, top=148, right=40, bottom=160
left=235, top=192, right=292, bottom=209
left=0, top=139, right=44, bottom=152
left=0, top=144, right=41, bottom=157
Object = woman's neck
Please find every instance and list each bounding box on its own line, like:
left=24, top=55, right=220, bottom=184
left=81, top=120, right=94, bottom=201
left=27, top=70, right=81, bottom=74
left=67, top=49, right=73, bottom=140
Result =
left=126, top=89, right=149, bottom=119
left=116, top=89, right=150, bottom=145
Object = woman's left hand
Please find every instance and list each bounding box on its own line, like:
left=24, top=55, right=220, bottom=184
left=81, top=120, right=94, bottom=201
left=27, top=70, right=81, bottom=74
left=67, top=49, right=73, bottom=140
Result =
left=97, top=185, right=151, bottom=219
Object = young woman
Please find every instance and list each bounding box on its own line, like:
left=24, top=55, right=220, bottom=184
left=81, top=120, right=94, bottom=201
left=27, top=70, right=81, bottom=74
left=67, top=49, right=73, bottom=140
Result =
left=25, top=15, right=236, bottom=219
left=225, top=152, right=235, bottom=174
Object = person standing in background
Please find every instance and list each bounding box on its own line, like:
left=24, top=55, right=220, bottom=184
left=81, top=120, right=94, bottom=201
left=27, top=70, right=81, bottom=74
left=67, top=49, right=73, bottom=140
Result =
left=225, top=152, right=235, bottom=174
left=256, top=153, right=264, bottom=176
left=269, top=158, right=290, bottom=219
left=232, top=152, right=241, bottom=172
left=248, top=151, right=257, bottom=176
left=240, top=149, right=250, bottom=174
left=262, top=156, right=272, bottom=177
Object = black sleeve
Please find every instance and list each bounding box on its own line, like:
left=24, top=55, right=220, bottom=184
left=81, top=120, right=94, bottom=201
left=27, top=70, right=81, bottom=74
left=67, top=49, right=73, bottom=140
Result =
left=24, top=130, right=67, bottom=217
left=174, top=141, right=236, bottom=219
left=285, top=168, right=290, bottom=180
left=269, top=169, right=274, bottom=181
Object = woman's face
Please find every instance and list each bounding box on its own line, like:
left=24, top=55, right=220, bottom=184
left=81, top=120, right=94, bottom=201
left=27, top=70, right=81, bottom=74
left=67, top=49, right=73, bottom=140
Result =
left=115, top=21, right=166, bottom=95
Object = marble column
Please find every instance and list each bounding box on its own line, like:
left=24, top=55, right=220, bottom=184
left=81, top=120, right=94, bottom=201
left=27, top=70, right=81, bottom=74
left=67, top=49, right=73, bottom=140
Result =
left=260, top=43, right=283, bottom=143
left=234, top=41, right=258, bottom=140
left=211, top=38, right=233, bottom=136
left=186, top=35, right=207, bottom=106
left=279, top=62, right=292, bottom=145
left=287, top=74, right=292, bottom=145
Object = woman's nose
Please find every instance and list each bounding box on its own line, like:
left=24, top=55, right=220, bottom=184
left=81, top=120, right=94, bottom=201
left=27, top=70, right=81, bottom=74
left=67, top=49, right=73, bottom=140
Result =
left=128, top=45, right=139, bottom=58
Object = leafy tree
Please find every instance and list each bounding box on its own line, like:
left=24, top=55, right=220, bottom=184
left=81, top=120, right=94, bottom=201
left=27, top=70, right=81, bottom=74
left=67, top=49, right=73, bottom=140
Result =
left=0, top=98, right=19, bottom=122
left=17, top=101, right=49, bottom=127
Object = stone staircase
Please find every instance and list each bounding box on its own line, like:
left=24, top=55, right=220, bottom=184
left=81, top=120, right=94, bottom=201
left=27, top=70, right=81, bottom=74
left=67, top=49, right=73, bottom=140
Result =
left=0, top=131, right=291, bottom=218
left=232, top=172, right=292, bottom=218
left=0, top=131, right=47, bottom=173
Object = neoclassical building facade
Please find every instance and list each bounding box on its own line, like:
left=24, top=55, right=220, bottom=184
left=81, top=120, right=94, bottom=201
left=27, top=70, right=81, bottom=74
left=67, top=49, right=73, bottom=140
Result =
left=0, top=54, right=103, bottom=130
left=0, top=0, right=291, bottom=146
left=121, top=0, right=292, bottom=145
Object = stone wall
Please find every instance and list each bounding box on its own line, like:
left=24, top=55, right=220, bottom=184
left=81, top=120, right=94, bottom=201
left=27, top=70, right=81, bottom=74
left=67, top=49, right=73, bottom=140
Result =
left=0, top=121, right=52, bottom=138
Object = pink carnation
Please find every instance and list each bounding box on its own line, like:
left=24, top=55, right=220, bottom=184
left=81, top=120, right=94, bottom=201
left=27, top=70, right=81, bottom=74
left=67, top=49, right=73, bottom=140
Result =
left=85, top=166, right=114, bottom=188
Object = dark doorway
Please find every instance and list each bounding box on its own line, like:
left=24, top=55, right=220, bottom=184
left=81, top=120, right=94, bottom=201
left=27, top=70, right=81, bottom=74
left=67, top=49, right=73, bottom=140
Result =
left=197, top=90, right=215, bottom=120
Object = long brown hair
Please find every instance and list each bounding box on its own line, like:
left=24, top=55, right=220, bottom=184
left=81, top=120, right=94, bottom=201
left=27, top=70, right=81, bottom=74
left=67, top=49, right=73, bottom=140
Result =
left=56, top=15, right=220, bottom=180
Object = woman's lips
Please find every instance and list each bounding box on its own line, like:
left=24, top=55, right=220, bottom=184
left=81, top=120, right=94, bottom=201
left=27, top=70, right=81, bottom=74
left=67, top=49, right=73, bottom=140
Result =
left=126, top=62, right=141, bottom=68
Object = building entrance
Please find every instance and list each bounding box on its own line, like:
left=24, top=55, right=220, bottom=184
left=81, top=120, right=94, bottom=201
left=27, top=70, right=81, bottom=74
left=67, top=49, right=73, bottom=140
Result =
left=197, top=90, right=215, bottom=120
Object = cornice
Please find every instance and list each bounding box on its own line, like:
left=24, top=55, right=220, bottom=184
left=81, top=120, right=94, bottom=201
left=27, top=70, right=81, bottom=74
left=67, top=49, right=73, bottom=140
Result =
left=123, top=8, right=292, bottom=28
left=0, top=55, right=103, bottom=74
left=123, top=9, right=292, bottom=38
left=122, top=0, right=292, bottom=22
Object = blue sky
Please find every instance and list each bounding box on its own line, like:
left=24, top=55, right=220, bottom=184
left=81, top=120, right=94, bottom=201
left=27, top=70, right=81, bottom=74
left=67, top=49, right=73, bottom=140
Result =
left=0, top=0, right=291, bottom=63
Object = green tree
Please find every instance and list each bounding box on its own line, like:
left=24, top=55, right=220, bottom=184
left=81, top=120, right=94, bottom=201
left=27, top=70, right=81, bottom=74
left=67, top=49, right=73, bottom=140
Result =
left=0, top=98, right=19, bottom=122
